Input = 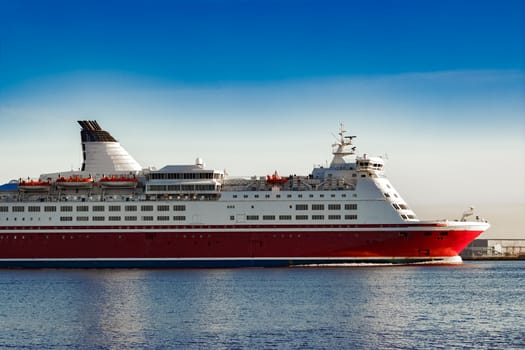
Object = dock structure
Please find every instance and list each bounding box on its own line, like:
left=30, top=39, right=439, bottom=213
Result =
left=461, top=239, right=525, bottom=260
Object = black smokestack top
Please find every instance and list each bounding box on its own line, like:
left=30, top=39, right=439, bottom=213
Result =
left=78, top=120, right=117, bottom=142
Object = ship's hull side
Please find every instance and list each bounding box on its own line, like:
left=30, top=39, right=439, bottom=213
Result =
left=0, top=224, right=485, bottom=268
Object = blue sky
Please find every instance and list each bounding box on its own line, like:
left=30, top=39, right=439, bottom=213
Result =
left=1, top=0, right=523, bottom=86
left=0, top=0, right=524, bottom=237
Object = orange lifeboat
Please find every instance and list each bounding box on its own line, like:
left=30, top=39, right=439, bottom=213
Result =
left=18, top=179, right=51, bottom=191
left=56, top=175, right=94, bottom=188
left=266, top=171, right=288, bottom=185
left=99, top=175, right=138, bottom=188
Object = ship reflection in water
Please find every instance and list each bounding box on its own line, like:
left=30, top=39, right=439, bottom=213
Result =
left=77, top=270, right=149, bottom=348
left=0, top=262, right=523, bottom=349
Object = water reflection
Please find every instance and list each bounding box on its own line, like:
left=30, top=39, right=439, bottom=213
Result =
left=0, top=263, right=523, bottom=349
left=75, top=270, right=150, bottom=349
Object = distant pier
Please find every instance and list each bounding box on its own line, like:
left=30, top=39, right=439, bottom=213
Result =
left=461, top=239, right=525, bottom=260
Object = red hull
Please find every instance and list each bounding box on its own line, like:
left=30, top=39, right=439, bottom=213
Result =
left=0, top=224, right=483, bottom=267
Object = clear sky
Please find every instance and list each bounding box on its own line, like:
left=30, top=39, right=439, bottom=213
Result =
left=0, top=0, right=524, bottom=238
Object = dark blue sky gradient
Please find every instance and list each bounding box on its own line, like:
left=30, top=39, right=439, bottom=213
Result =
left=0, top=0, right=523, bottom=88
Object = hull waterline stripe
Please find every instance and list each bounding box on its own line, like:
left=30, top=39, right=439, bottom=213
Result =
left=0, top=256, right=463, bottom=268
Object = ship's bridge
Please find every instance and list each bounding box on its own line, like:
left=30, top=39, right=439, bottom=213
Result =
left=356, top=156, right=385, bottom=176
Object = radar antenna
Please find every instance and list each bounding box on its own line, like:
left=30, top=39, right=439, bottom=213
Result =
left=330, top=123, right=357, bottom=166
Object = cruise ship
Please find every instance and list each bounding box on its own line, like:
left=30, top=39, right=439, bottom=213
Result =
left=0, top=121, right=489, bottom=267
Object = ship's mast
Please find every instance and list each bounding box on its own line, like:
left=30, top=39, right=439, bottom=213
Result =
left=330, top=123, right=356, bottom=166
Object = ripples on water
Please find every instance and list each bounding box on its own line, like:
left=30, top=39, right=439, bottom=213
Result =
left=0, top=261, right=523, bottom=349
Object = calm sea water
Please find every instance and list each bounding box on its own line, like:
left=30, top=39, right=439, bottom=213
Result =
left=0, top=261, right=523, bottom=350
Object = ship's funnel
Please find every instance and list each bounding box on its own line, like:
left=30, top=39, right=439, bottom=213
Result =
left=78, top=120, right=142, bottom=173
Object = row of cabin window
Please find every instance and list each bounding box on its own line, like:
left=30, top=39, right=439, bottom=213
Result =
left=59, top=216, right=187, bottom=222
left=392, top=203, right=409, bottom=210
left=3, top=204, right=359, bottom=213
left=149, top=172, right=218, bottom=180
left=233, top=193, right=350, bottom=199
left=2, top=205, right=187, bottom=213
left=238, top=215, right=358, bottom=221
left=400, top=214, right=417, bottom=220
left=296, top=204, right=357, bottom=210
left=147, top=184, right=216, bottom=191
